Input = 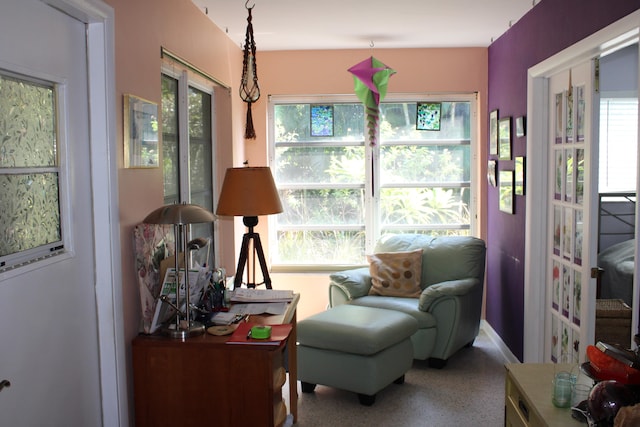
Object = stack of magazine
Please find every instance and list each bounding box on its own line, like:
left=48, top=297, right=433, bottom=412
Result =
left=150, top=267, right=209, bottom=333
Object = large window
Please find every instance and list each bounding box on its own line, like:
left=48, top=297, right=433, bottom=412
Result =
left=162, top=68, right=216, bottom=267
left=0, top=71, right=64, bottom=271
left=269, top=94, right=476, bottom=268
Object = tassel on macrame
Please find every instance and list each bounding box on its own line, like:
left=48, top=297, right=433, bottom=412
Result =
left=245, top=102, right=256, bottom=139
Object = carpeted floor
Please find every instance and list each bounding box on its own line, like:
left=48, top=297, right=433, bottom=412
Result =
left=284, top=329, right=507, bottom=427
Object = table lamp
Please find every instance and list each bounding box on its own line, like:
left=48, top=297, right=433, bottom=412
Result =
left=144, top=202, right=215, bottom=339
left=216, top=166, right=283, bottom=289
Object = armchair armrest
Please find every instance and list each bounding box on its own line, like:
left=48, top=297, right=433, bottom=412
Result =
left=328, top=267, right=372, bottom=306
left=418, top=278, right=479, bottom=312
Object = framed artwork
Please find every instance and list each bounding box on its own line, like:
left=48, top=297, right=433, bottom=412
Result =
left=487, top=160, right=497, bottom=187
left=310, top=104, right=334, bottom=137
left=124, top=94, right=159, bottom=168
left=564, top=148, right=574, bottom=203
left=499, top=170, right=514, bottom=214
left=416, top=102, right=441, bottom=131
left=498, top=116, right=511, bottom=160
left=566, top=89, right=574, bottom=143
left=516, top=116, right=526, bottom=138
left=555, top=92, right=563, bottom=144
left=515, top=156, right=525, bottom=195
left=576, top=85, right=585, bottom=141
left=489, top=109, right=499, bottom=155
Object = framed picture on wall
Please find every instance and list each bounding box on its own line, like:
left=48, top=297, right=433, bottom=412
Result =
left=516, top=116, right=526, bottom=138
left=489, top=109, right=499, bottom=155
left=499, top=170, right=514, bottom=214
left=124, top=94, right=159, bottom=168
left=487, top=160, right=497, bottom=187
left=498, top=116, right=512, bottom=160
left=515, top=156, right=525, bottom=195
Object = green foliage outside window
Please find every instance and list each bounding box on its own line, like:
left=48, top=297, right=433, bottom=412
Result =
left=272, top=100, right=473, bottom=266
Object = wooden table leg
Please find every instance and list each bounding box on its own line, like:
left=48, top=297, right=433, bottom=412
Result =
left=288, top=311, right=298, bottom=423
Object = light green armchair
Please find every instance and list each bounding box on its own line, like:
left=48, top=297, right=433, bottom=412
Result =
left=329, top=234, right=486, bottom=368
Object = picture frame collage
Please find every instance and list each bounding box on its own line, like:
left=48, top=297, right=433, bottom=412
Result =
left=488, top=109, right=526, bottom=214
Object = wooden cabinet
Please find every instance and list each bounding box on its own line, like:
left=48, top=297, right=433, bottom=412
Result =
left=505, top=363, right=584, bottom=427
left=133, top=334, right=289, bottom=427
left=133, top=295, right=299, bottom=427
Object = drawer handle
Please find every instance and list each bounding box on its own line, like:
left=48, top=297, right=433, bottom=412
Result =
left=518, top=397, right=529, bottom=421
left=0, top=380, right=10, bottom=392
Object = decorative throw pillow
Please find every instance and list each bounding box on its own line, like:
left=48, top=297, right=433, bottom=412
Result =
left=367, top=249, right=423, bottom=298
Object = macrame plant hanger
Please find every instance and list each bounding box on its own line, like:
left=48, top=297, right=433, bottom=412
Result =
left=240, top=1, right=260, bottom=139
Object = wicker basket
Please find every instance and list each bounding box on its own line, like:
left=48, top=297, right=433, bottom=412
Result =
left=595, top=299, right=632, bottom=348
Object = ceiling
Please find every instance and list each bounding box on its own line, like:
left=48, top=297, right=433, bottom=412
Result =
left=191, top=0, right=538, bottom=51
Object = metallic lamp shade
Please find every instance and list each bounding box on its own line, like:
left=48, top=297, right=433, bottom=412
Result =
left=143, top=203, right=216, bottom=225
left=216, top=167, right=283, bottom=217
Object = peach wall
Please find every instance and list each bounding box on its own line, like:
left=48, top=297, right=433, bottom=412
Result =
left=106, top=1, right=242, bottom=423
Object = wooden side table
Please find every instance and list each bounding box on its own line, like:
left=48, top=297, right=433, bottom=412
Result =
left=132, top=294, right=299, bottom=427
left=505, top=363, right=584, bottom=427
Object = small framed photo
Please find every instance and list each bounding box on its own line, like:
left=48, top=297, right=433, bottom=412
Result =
left=124, top=94, right=159, bottom=168
left=499, top=170, right=514, bottom=214
left=489, top=109, right=499, bottom=156
left=516, top=116, right=526, bottom=138
left=499, top=116, right=512, bottom=160
left=515, top=156, right=526, bottom=195
left=310, top=104, right=334, bottom=137
left=487, top=160, right=497, bottom=187
left=416, top=102, right=441, bottom=131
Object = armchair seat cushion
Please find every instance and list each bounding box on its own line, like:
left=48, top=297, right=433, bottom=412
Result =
left=350, top=296, right=437, bottom=329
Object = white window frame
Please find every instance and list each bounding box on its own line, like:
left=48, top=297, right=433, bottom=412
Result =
left=161, top=63, right=219, bottom=264
left=268, top=93, right=478, bottom=271
left=0, top=67, right=74, bottom=277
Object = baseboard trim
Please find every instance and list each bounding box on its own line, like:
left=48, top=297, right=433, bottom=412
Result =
left=480, top=320, right=520, bottom=364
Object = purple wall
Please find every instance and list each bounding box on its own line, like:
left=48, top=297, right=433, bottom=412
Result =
left=487, top=0, right=640, bottom=360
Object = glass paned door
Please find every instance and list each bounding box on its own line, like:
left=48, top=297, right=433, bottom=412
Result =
left=546, top=61, right=599, bottom=364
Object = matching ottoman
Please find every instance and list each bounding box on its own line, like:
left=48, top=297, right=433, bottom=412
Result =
left=297, top=304, right=418, bottom=405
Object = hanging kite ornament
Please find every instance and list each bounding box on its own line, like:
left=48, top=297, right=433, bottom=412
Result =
left=348, top=56, right=396, bottom=146
left=240, top=1, right=260, bottom=139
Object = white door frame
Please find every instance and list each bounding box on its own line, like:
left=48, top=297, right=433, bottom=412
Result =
left=43, top=0, right=125, bottom=425
left=524, top=10, right=640, bottom=363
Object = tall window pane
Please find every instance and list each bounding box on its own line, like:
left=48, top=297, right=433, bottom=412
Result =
left=379, top=101, right=471, bottom=236
left=161, top=74, right=179, bottom=205
left=274, top=103, right=366, bottom=265
left=188, top=86, right=214, bottom=261
left=161, top=69, right=216, bottom=268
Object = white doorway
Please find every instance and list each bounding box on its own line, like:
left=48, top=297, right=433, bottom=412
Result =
left=0, top=1, right=123, bottom=425
left=524, top=11, right=640, bottom=362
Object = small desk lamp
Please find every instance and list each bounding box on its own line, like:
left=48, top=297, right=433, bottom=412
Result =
left=216, top=166, right=283, bottom=289
left=144, top=203, right=215, bottom=339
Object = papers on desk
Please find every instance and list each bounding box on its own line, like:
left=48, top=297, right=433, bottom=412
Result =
left=208, top=302, right=289, bottom=325
left=230, top=288, right=294, bottom=303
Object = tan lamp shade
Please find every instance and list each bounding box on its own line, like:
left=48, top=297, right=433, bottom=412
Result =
left=216, top=167, right=283, bottom=217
